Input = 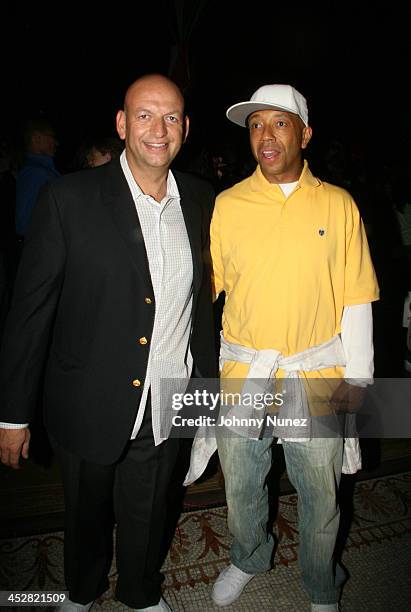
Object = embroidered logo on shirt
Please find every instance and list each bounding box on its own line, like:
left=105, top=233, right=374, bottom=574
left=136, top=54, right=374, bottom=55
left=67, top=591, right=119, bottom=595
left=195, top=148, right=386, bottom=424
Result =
left=318, top=229, right=325, bottom=236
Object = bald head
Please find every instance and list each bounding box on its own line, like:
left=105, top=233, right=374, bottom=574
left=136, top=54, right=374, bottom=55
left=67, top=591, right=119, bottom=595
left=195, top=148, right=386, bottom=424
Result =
left=124, top=74, right=184, bottom=113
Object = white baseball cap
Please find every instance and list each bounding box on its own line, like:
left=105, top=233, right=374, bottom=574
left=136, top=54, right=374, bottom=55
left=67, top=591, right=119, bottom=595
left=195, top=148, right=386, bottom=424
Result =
left=226, top=84, right=309, bottom=127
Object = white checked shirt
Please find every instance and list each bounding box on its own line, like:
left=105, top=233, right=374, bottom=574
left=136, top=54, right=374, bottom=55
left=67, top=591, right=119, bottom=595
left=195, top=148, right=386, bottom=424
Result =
left=120, top=152, right=194, bottom=444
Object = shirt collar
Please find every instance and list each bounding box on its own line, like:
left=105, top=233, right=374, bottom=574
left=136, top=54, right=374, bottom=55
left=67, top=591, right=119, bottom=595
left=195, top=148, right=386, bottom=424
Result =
left=249, top=159, right=320, bottom=192
left=120, top=150, right=180, bottom=200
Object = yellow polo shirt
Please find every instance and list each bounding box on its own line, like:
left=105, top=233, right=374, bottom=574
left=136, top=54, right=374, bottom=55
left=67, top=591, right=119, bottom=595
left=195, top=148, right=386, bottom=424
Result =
left=211, top=161, right=379, bottom=381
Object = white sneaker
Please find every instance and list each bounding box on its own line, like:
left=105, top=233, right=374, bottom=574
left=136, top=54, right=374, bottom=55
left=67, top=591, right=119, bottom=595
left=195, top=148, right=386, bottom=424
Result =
left=311, top=604, right=340, bottom=611
left=57, top=598, right=93, bottom=611
left=211, top=563, right=255, bottom=606
left=135, top=596, right=171, bottom=611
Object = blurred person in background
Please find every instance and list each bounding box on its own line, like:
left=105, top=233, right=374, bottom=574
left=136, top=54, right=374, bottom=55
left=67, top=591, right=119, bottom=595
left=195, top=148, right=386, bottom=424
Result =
left=15, top=117, right=60, bottom=240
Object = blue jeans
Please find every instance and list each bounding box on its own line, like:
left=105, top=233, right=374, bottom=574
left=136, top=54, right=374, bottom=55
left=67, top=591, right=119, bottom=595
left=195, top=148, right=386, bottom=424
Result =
left=216, top=428, right=346, bottom=605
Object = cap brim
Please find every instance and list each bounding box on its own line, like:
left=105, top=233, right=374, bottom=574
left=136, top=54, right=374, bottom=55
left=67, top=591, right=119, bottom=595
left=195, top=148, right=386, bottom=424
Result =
left=226, top=101, right=303, bottom=127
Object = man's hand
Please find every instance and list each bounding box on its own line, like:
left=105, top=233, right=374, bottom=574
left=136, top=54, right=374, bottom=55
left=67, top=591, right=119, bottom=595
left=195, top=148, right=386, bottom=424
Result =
left=0, top=427, right=30, bottom=469
left=330, top=380, right=366, bottom=414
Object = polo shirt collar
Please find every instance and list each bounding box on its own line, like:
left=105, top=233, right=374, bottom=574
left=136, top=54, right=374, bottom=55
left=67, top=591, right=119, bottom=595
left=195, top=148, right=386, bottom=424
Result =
left=250, top=159, right=320, bottom=192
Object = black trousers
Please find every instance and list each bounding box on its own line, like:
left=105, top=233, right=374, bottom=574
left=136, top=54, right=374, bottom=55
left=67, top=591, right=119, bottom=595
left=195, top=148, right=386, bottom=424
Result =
left=51, top=402, right=180, bottom=608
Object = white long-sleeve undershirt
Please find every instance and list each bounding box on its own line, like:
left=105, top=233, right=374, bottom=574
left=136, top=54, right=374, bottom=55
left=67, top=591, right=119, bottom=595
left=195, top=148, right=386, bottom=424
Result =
left=341, top=302, right=374, bottom=385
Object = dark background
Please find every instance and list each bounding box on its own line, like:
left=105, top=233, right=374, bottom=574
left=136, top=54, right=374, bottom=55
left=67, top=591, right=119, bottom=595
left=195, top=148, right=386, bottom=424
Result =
left=1, top=1, right=410, bottom=171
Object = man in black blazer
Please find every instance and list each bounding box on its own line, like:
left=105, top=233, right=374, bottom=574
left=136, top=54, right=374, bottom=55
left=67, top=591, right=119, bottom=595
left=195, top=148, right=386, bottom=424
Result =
left=0, top=74, right=216, bottom=612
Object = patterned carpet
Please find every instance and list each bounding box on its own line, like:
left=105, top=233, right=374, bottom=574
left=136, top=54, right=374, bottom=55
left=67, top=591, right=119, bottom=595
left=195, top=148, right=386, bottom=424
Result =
left=1, top=472, right=410, bottom=611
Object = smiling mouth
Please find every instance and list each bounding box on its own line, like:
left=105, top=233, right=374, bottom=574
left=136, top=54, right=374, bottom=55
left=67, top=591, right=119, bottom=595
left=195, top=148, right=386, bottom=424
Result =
left=145, top=143, right=168, bottom=150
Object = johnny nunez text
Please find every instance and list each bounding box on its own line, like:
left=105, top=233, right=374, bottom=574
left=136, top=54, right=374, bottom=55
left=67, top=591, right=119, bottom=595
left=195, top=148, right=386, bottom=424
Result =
left=172, top=415, right=308, bottom=428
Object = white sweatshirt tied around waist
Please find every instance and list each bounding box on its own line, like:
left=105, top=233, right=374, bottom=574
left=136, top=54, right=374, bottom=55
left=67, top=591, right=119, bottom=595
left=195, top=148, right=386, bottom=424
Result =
left=184, top=334, right=361, bottom=486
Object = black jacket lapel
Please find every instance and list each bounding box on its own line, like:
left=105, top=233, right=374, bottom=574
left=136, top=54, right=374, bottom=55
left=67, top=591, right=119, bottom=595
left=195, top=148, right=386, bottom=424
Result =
left=174, top=171, right=203, bottom=296
left=101, top=159, right=154, bottom=294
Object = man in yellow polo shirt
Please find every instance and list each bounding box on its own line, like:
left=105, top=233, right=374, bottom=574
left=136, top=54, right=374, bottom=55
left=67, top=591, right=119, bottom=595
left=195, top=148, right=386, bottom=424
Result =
left=209, top=84, right=379, bottom=611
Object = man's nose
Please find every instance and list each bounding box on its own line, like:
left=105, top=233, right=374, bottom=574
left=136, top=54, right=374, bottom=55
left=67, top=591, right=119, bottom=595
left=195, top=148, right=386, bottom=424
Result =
left=262, top=124, right=276, bottom=140
left=151, top=117, right=167, bottom=138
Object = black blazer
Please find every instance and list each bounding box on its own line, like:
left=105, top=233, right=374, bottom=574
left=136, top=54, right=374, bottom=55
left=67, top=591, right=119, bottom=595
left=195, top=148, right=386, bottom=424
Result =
left=0, top=160, right=217, bottom=463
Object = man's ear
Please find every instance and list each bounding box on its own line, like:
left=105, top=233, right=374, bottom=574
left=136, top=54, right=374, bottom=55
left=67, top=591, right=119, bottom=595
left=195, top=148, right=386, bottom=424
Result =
left=301, top=125, right=312, bottom=150
left=116, top=110, right=126, bottom=141
left=183, top=116, right=190, bottom=144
